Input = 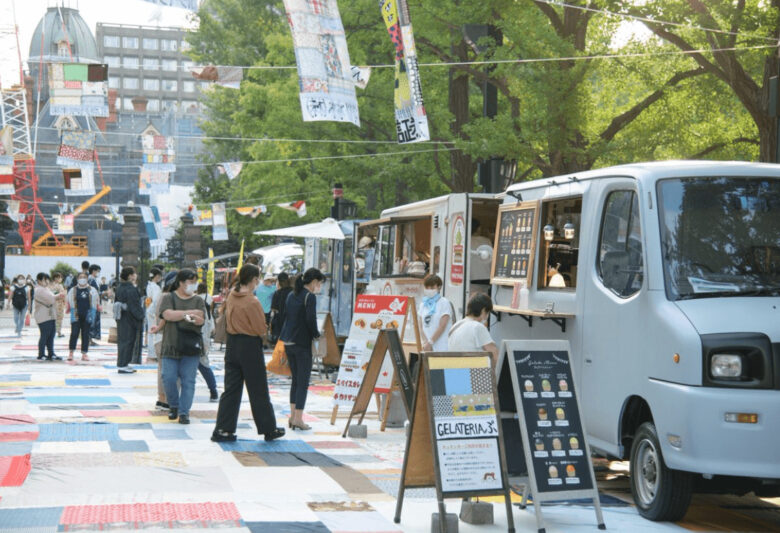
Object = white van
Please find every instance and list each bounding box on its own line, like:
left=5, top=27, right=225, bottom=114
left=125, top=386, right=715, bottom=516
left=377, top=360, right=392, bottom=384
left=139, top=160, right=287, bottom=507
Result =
left=490, top=161, right=780, bottom=520
left=360, top=193, right=500, bottom=318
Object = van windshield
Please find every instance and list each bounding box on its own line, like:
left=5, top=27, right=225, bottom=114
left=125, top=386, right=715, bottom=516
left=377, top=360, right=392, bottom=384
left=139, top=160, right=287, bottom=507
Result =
left=657, top=176, right=780, bottom=300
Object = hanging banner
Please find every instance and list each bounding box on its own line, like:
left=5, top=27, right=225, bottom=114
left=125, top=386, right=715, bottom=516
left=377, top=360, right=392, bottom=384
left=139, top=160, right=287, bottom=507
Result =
left=379, top=0, right=429, bottom=143
left=6, top=200, right=21, bottom=222
left=207, top=248, right=215, bottom=295
left=283, top=0, right=360, bottom=126
left=56, top=130, right=96, bottom=169
left=0, top=154, right=13, bottom=195
left=191, top=66, right=243, bottom=89
left=141, top=134, right=176, bottom=172
left=63, top=167, right=96, bottom=197
left=0, top=125, right=13, bottom=159
left=277, top=200, right=307, bottom=218
left=141, top=206, right=161, bottom=244
left=235, top=205, right=267, bottom=218
left=350, top=66, right=371, bottom=89
left=138, top=169, right=170, bottom=195
left=218, top=161, right=243, bottom=180
left=53, top=214, right=74, bottom=235
left=193, top=207, right=213, bottom=226
left=212, top=202, right=228, bottom=241
left=48, top=63, right=109, bottom=116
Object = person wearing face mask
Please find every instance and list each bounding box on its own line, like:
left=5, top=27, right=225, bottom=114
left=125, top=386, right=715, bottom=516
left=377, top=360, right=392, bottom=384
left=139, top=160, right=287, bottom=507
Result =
left=447, top=293, right=498, bottom=362
left=279, top=268, right=325, bottom=431
left=157, top=269, right=206, bottom=425
left=417, top=274, right=453, bottom=352
left=114, top=267, right=145, bottom=374
left=9, top=275, right=30, bottom=337
left=212, top=264, right=285, bottom=442
left=66, top=272, right=99, bottom=361
left=33, top=273, right=60, bottom=361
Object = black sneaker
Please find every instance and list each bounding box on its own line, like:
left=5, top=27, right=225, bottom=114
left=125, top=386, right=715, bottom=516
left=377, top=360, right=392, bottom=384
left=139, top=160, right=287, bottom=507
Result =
left=211, top=430, right=236, bottom=443
left=178, top=414, right=190, bottom=425
left=264, top=427, right=286, bottom=442
left=155, top=401, right=170, bottom=410
left=37, top=355, right=45, bottom=360
left=46, top=355, right=63, bottom=361
left=168, top=408, right=178, bottom=420
left=117, top=367, right=136, bottom=374
left=209, top=390, right=219, bottom=402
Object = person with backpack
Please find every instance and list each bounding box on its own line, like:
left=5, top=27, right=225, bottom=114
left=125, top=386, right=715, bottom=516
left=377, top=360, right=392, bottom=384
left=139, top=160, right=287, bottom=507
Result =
left=196, top=282, right=219, bottom=402
left=33, top=273, right=60, bottom=361
left=269, top=272, right=292, bottom=344
left=9, top=275, right=30, bottom=337
left=66, top=272, right=99, bottom=362
left=114, top=267, right=144, bottom=374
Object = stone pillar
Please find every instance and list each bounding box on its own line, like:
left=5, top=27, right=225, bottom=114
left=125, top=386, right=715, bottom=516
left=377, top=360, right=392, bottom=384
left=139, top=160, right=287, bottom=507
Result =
left=181, top=213, right=201, bottom=269
left=120, top=206, right=143, bottom=269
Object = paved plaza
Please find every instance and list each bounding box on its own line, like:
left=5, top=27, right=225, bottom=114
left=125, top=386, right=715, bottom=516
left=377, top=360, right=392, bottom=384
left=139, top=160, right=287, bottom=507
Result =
left=0, top=310, right=777, bottom=532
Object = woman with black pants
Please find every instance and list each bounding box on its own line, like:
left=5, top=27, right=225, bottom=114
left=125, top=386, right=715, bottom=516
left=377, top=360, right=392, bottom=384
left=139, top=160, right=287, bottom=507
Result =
left=67, top=272, right=99, bottom=361
left=279, top=268, right=324, bottom=431
left=212, top=264, right=285, bottom=443
left=114, top=267, right=144, bottom=374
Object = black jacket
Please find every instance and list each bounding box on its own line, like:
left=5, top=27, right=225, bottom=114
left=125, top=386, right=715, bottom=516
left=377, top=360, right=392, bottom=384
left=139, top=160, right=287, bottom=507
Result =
left=279, top=289, right=320, bottom=346
left=270, top=286, right=292, bottom=339
left=115, top=282, right=144, bottom=323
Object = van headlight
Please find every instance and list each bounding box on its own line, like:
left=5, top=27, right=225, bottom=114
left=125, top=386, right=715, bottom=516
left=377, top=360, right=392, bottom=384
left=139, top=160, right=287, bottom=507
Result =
left=710, top=354, right=742, bottom=379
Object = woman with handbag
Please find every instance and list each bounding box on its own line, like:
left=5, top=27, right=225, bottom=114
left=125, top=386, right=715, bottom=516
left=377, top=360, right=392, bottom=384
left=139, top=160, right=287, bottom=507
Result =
left=115, top=267, right=145, bottom=374
left=34, top=273, right=60, bottom=361
left=279, top=268, right=325, bottom=431
left=212, top=264, right=285, bottom=443
left=157, top=269, right=206, bottom=425
left=66, top=272, right=99, bottom=362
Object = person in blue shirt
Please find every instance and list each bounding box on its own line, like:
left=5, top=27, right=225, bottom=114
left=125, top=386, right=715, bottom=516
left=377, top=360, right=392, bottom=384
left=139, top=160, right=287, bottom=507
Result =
left=254, top=272, right=276, bottom=332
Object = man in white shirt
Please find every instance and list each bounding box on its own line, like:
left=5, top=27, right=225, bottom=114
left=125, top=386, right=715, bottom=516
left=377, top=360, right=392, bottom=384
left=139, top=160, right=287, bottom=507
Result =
left=417, top=274, right=452, bottom=352
left=448, top=293, right=498, bottom=361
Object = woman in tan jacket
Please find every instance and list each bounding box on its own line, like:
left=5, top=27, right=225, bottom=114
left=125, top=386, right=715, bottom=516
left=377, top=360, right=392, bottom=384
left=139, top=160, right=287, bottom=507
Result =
left=34, top=273, right=61, bottom=361
left=212, top=264, right=285, bottom=443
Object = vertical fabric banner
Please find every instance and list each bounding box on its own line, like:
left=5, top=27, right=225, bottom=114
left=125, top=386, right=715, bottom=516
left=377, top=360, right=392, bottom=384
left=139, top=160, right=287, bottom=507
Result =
left=207, top=248, right=215, bottom=295
left=283, top=0, right=360, bottom=126
left=212, top=202, right=228, bottom=241
left=379, top=0, right=429, bottom=143
left=236, top=239, right=245, bottom=272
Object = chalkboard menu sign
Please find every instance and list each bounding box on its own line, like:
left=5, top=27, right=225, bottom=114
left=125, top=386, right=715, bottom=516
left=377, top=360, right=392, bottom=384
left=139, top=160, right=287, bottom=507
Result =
left=513, top=349, right=593, bottom=492
left=386, top=328, right=414, bottom=412
left=500, top=339, right=605, bottom=531
left=491, top=200, right=540, bottom=287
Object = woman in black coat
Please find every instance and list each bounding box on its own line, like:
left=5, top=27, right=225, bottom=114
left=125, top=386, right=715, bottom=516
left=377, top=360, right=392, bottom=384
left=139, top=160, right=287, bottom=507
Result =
left=114, top=267, right=144, bottom=373
left=279, top=268, right=324, bottom=431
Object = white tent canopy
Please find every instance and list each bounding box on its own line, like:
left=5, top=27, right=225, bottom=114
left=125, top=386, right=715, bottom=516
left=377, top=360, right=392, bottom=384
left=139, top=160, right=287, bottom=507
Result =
left=254, top=217, right=345, bottom=241
left=248, top=242, right=304, bottom=275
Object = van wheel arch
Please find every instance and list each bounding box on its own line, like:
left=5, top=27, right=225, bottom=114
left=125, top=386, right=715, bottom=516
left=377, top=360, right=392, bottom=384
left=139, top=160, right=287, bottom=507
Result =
left=620, top=395, right=653, bottom=459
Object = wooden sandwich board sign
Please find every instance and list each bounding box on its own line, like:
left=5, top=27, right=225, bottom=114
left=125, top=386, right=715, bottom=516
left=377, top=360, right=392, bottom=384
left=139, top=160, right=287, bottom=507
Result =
left=313, top=312, right=341, bottom=367
left=341, top=328, right=415, bottom=438
left=331, top=295, right=419, bottom=424
left=498, top=339, right=605, bottom=533
left=394, top=353, right=516, bottom=533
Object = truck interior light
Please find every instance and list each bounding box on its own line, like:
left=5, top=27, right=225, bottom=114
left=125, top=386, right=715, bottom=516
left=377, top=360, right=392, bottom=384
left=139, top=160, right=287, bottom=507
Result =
left=470, top=244, right=493, bottom=261
left=724, top=412, right=758, bottom=424
left=543, top=224, right=555, bottom=241
left=710, top=354, right=742, bottom=378
left=673, top=353, right=680, bottom=363
left=667, top=434, right=682, bottom=448
left=564, top=221, right=576, bottom=240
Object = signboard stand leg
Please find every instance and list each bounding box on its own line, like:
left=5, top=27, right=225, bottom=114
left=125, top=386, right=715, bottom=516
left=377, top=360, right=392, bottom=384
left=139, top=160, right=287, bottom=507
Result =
left=330, top=405, right=339, bottom=425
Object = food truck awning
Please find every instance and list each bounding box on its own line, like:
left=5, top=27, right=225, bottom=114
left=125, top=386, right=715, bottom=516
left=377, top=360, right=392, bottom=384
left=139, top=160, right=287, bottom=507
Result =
left=254, top=218, right=345, bottom=240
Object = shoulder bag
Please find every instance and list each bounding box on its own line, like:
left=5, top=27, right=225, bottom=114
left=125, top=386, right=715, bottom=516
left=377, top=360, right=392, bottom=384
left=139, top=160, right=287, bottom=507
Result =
left=171, top=294, right=203, bottom=356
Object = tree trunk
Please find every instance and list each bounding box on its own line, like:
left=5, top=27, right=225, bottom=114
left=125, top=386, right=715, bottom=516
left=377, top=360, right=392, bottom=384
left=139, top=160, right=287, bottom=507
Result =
left=448, top=40, right=477, bottom=193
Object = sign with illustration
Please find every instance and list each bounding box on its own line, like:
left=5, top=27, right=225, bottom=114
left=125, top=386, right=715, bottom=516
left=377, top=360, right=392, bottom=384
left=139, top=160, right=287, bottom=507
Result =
left=499, top=339, right=605, bottom=532
left=450, top=213, right=465, bottom=285
left=394, top=353, right=515, bottom=531
left=491, top=200, right=540, bottom=288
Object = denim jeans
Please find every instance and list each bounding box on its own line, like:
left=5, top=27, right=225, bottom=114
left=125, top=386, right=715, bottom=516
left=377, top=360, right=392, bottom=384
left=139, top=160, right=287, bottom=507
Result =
left=38, top=320, right=56, bottom=358
left=161, top=356, right=199, bottom=416
left=198, top=363, right=217, bottom=393
left=13, top=306, right=27, bottom=336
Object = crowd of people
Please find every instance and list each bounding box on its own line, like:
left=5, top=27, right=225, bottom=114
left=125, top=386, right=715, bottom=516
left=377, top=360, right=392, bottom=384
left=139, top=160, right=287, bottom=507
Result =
left=5, top=260, right=499, bottom=444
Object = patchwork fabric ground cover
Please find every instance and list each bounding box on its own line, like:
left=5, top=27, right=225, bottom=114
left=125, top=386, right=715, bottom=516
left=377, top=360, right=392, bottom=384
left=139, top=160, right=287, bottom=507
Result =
left=0, top=321, right=750, bottom=532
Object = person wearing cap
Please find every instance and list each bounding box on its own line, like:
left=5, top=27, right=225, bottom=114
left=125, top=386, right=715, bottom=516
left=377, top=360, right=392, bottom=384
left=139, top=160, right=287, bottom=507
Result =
left=254, top=272, right=276, bottom=340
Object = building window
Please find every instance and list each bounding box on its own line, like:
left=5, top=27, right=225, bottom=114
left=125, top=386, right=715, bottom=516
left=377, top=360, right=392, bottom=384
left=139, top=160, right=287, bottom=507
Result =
left=182, top=60, right=194, bottom=71
left=182, top=100, right=198, bottom=112
left=161, top=39, right=178, bottom=51
left=123, top=77, right=139, bottom=89
left=104, top=56, right=120, bottom=68
left=143, top=58, right=159, bottom=70
left=103, top=35, right=120, bottom=48
left=108, top=76, right=120, bottom=89
left=183, top=81, right=195, bottom=93
left=143, top=78, right=160, bottom=91
left=147, top=99, right=160, bottom=111
left=162, top=100, right=179, bottom=112
left=143, top=38, right=159, bottom=50
left=162, top=79, right=178, bottom=92
left=162, top=59, right=177, bottom=72
left=122, top=36, right=139, bottom=49
left=124, top=56, right=139, bottom=69
left=123, top=97, right=134, bottom=110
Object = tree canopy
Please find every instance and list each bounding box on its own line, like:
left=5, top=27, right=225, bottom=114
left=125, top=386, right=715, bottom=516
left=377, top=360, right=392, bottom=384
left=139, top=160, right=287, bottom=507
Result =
left=184, top=0, right=772, bottom=247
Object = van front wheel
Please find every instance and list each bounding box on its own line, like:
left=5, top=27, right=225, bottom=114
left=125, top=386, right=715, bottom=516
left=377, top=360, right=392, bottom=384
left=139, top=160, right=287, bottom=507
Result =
left=629, top=422, right=692, bottom=521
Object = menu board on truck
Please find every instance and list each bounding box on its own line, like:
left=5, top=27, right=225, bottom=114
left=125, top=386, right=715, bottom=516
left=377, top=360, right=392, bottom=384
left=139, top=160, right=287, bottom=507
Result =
left=491, top=200, right=540, bottom=287
left=332, top=295, right=409, bottom=407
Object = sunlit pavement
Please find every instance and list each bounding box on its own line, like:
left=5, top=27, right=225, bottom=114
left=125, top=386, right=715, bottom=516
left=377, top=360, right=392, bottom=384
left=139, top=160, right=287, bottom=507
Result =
left=0, top=309, right=777, bottom=532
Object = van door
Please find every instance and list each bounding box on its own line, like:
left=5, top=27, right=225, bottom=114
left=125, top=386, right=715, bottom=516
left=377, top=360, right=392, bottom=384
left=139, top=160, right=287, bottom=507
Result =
left=581, top=181, right=646, bottom=449
left=443, top=194, right=467, bottom=317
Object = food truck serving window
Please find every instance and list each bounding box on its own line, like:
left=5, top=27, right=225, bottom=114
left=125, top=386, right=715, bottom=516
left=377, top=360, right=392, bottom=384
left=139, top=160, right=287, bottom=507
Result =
left=537, top=196, right=582, bottom=290
left=375, top=216, right=432, bottom=277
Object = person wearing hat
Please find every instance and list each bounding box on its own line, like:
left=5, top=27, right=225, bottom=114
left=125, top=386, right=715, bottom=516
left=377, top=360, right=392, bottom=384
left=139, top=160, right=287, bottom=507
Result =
left=254, top=272, right=276, bottom=342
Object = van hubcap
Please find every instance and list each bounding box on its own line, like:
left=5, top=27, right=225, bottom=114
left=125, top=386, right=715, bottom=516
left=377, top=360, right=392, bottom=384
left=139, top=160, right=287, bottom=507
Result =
left=635, top=439, right=660, bottom=507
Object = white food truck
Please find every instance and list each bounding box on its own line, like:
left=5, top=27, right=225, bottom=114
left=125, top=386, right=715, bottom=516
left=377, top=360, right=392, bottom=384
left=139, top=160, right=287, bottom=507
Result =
left=490, top=161, right=780, bottom=521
